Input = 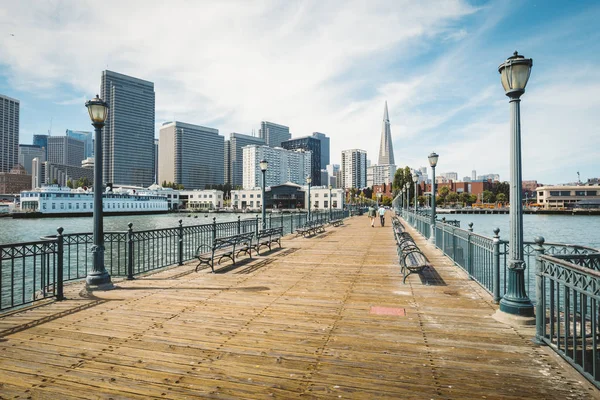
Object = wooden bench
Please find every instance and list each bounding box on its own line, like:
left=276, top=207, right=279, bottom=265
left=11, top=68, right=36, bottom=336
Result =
left=195, top=232, right=254, bottom=273
left=295, top=221, right=325, bottom=237
left=329, top=219, right=344, bottom=227
left=392, top=219, right=430, bottom=283
left=253, top=227, right=283, bottom=255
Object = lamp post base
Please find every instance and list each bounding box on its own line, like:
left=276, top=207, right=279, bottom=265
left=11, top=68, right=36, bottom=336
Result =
left=85, top=270, right=113, bottom=287
left=492, top=308, right=535, bottom=326
left=499, top=295, right=534, bottom=317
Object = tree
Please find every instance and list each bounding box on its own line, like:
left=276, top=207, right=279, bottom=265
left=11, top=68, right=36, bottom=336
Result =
left=418, top=195, right=426, bottom=206
left=496, top=193, right=507, bottom=204
left=438, top=186, right=450, bottom=206
left=447, top=192, right=458, bottom=205
left=482, top=190, right=495, bottom=203
left=52, top=178, right=58, bottom=185
left=468, top=194, right=477, bottom=205
left=66, top=179, right=73, bottom=189
left=458, top=192, right=470, bottom=206
left=382, top=196, right=392, bottom=206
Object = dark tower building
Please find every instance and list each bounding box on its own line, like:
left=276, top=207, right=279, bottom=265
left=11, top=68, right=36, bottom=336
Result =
left=281, top=136, right=321, bottom=186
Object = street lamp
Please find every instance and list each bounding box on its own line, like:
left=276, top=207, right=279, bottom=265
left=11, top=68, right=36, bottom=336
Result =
left=328, top=184, right=333, bottom=221
left=498, top=51, right=534, bottom=318
left=85, top=95, right=111, bottom=287
left=260, top=159, right=268, bottom=230
left=404, top=182, right=410, bottom=214
left=306, top=176, right=312, bottom=221
left=413, top=173, right=419, bottom=214
left=428, top=151, right=439, bottom=244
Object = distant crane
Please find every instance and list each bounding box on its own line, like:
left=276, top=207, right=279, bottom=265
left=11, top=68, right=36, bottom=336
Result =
left=577, top=171, right=581, bottom=184
left=48, top=117, right=53, bottom=136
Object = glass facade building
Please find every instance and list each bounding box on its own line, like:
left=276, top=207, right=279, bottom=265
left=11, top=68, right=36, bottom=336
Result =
left=101, top=70, right=156, bottom=187
left=281, top=136, right=321, bottom=185
left=259, top=121, right=290, bottom=148
left=0, top=94, right=19, bottom=173
left=66, top=130, right=93, bottom=159
left=311, top=132, right=330, bottom=168
left=225, top=133, right=265, bottom=188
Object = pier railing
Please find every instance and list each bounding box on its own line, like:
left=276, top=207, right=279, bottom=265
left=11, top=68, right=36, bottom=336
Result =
left=0, top=210, right=348, bottom=313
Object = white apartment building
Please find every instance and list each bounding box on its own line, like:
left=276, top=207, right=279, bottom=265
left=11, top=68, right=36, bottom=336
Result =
left=306, top=186, right=345, bottom=211
left=441, top=172, right=458, bottom=182
left=230, top=188, right=263, bottom=210
left=367, top=164, right=396, bottom=187
left=242, top=145, right=311, bottom=189
left=179, top=189, right=223, bottom=210
left=341, top=149, right=367, bottom=189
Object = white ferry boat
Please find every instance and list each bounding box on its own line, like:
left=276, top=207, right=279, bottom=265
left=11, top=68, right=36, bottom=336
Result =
left=17, top=185, right=169, bottom=217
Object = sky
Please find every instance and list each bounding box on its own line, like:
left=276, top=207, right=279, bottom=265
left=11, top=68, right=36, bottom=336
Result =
left=0, top=0, right=598, bottom=185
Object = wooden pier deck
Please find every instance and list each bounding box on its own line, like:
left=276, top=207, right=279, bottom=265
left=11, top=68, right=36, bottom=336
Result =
left=0, top=215, right=598, bottom=399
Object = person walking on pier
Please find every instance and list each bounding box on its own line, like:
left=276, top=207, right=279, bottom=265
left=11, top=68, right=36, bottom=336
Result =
left=378, top=206, right=386, bottom=227
left=368, top=205, right=376, bottom=227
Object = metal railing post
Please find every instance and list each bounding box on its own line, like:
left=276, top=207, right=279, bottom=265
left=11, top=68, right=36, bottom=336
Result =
left=467, top=223, right=473, bottom=279
left=56, top=227, right=64, bottom=301
left=534, top=236, right=546, bottom=344
left=237, top=216, right=241, bottom=234
left=493, top=228, right=501, bottom=303
left=290, top=214, right=294, bottom=234
left=178, top=219, right=184, bottom=266
left=255, top=215, right=259, bottom=235
left=213, top=217, right=217, bottom=241
left=127, top=222, right=135, bottom=280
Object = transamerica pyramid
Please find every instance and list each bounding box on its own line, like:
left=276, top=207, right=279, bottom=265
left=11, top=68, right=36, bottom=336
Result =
left=378, top=101, right=395, bottom=165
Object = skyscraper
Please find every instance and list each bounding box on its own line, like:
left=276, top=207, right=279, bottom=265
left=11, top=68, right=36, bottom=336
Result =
left=378, top=101, right=395, bottom=165
left=225, top=133, right=265, bottom=187
left=154, top=138, right=159, bottom=184
left=33, top=134, right=49, bottom=159
left=18, top=144, right=46, bottom=175
left=259, top=121, right=290, bottom=148
left=341, top=149, right=367, bottom=189
left=281, top=136, right=321, bottom=185
left=0, top=94, right=19, bottom=173
left=158, top=121, right=224, bottom=189
left=47, top=136, right=86, bottom=167
left=242, top=145, right=311, bottom=189
left=101, top=70, right=155, bottom=187
left=311, top=132, right=330, bottom=168
left=66, top=130, right=93, bottom=159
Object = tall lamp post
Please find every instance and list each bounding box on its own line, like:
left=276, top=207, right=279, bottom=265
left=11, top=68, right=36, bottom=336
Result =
left=328, top=185, right=333, bottom=220
left=85, top=95, right=111, bottom=287
left=428, top=152, right=439, bottom=244
left=306, top=176, right=312, bottom=221
left=260, top=159, right=268, bottom=230
left=413, top=173, right=419, bottom=214
left=405, top=182, right=410, bottom=214
left=498, top=51, right=534, bottom=317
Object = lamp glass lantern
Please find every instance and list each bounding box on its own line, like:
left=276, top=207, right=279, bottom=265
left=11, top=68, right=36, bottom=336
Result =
left=412, top=174, right=418, bottom=183
left=498, top=51, right=532, bottom=96
left=259, top=159, right=268, bottom=172
left=428, top=152, right=439, bottom=168
left=85, top=95, right=109, bottom=124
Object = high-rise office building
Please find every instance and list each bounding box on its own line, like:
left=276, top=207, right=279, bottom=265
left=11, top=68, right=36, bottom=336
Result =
left=259, top=121, right=290, bottom=148
left=311, top=132, right=330, bottom=168
left=225, top=133, right=265, bottom=187
left=47, top=136, right=85, bottom=167
left=66, top=130, right=93, bottom=158
left=378, top=101, right=395, bottom=165
left=0, top=94, right=19, bottom=173
left=158, top=121, right=224, bottom=189
left=33, top=134, right=49, bottom=158
left=472, top=170, right=477, bottom=181
left=367, top=164, right=397, bottom=187
left=341, top=149, right=367, bottom=189
left=18, top=144, right=46, bottom=175
left=281, top=136, right=321, bottom=185
left=101, top=70, right=155, bottom=187
left=326, top=164, right=341, bottom=188
left=442, top=172, right=458, bottom=182
left=242, top=145, right=311, bottom=189
left=154, top=138, right=159, bottom=184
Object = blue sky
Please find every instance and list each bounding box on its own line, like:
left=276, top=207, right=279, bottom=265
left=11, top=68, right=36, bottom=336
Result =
left=1, top=0, right=598, bottom=184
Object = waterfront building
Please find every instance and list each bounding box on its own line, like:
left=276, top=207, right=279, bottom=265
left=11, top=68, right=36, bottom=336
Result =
left=311, top=132, right=330, bottom=168
left=66, top=130, right=93, bottom=158
left=242, top=145, right=311, bottom=189
left=281, top=135, right=321, bottom=185
left=145, top=184, right=179, bottom=210
left=341, top=149, right=367, bottom=189
left=378, top=101, right=395, bottom=165
left=18, top=144, right=45, bottom=175
left=0, top=164, right=31, bottom=194
left=101, top=70, right=156, bottom=187
left=47, top=136, right=85, bottom=167
left=0, top=94, right=19, bottom=173
left=304, top=186, right=345, bottom=211
left=259, top=121, right=290, bottom=148
left=179, top=189, right=223, bottom=211
left=158, top=121, right=224, bottom=190
left=32, top=161, right=94, bottom=188
left=535, top=185, right=600, bottom=209
left=229, top=187, right=264, bottom=210
left=225, top=132, right=265, bottom=187
left=367, top=164, right=396, bottom=187
left=33, top=134, right=48, bottom=158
